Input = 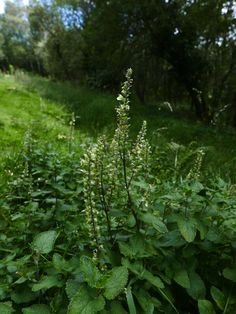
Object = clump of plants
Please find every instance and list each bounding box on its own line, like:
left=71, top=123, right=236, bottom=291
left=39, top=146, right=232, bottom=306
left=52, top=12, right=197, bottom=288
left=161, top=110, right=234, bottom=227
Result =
left=1, top=70, right=236, bottom=313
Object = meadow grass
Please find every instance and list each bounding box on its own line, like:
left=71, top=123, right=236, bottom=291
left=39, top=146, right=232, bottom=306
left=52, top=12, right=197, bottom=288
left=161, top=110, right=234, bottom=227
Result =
left=0, top=73, right=85, bottom=180
left=1, top=71, right=236, bottom=181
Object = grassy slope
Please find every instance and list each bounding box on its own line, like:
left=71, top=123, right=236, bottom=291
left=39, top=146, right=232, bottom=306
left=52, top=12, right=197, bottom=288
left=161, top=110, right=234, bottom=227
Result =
left=1, top=72, right=236, bottom=181
left=0, top=73, right=83, bottom=171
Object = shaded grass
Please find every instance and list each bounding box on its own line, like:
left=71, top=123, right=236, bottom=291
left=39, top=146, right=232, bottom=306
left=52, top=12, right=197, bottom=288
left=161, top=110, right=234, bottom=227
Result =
left=3, top=71, right=236, bottom=182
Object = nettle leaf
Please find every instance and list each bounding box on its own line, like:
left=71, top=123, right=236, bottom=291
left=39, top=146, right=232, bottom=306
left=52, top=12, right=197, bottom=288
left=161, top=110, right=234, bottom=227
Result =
left=11, top=286, right=37, bottom=304
left=122, top=259, right=143, bottom=275
left=156, top=230, right=186, bottom=247
left=67, top=285, right=105, bottom=314
left=66, top=280, right=81, bottom=300
left=139, top=213, right=168, bottom=233
left=104, top=266, right=128, bottom=300
left=196, top=222, right=208, bottom=240
left=80, top=256, right=104, bottom=288
left=142, top=270, right=165, bottom=289
left=122, top=259, right=164, bottom=289
left=32, top=275, right=62, bottom=292
left=177, top=216, right=196, bottom=243
left=22, top=304, right=51, bottom=314
left=53, top=253, right=71, bottom=272
left=0, top=303, right=13, bottom=314
left=198, top=300, right=216, bottom=314
left=223, top=267, right=236, bottom=282
left=119, top=235, right=155, bottom=259
left=32, top=230, right=57, bottom=254
left=210, top=286, right=226, bottom=310
left=173, top=269, right=190, bottom=289
left=187, top=271, right=206, bottom=300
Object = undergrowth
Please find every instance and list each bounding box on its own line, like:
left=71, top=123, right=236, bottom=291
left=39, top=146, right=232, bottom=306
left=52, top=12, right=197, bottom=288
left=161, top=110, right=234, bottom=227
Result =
left=1, top=70, right=236, bottom=313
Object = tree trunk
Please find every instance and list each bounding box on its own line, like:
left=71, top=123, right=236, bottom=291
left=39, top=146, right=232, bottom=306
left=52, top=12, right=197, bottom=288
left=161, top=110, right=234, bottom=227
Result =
left=189, top=88, right=209, bottom=121
left=232, top=94, right=236, bottom=127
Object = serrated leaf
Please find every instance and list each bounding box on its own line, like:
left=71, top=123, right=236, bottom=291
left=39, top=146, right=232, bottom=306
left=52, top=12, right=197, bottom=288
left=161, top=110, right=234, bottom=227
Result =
left=0, top=303, right=13, bottom=314
left=122, top=259, right=164, bottom=289
left=142, top=270, right=165, bottom=289
left=32, top=230, right=57, bottom=254
left=156, top=230, right=186, bottom=247
left=198, top=300, right=216, bottom=314
left=210, top=286, right=225, bottom=310
left=32, top=276, right=62, bottom=292
left=66, top=280, right=81, bottom=300
left=80, top=256, right=104, bottom=288
left=104, top=266, right=128, bottom=300
left=187, top=271, right=206, bottom=300
left=119, top=235, right=155, bottom=259
left=53, top=253, right=71, bottom=272
left=173, top=269, right=190, bottom=288
left=67, top=285, right=105, bottom=314
left=22, top=304, right=51, bottom=314
left=139, top=213, right=168, bottom=233
left=11, top=286, right=37, bottom=304
left=223, top=267, right=236, bottom=282
left=177, top=216, right=196, bottom=243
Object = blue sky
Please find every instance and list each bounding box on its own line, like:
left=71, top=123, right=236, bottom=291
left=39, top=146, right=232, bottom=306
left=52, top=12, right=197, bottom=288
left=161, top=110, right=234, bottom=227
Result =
left=0, top=0, right=29, bottom=14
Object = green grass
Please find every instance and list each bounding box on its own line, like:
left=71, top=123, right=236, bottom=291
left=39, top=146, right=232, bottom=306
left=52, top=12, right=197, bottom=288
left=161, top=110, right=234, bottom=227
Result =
left=0, top=73, right=84, bottom=172
left=1, top=71, right=236, bottom=181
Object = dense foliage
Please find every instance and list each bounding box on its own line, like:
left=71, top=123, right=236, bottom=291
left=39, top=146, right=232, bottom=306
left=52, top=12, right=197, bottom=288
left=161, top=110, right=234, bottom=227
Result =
left=1, top=70, right=236, bottom=313
left=0, top=0, right=236, bottom=124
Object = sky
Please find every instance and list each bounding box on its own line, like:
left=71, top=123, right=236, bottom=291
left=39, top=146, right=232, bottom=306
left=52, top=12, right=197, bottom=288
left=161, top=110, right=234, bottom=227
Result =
left=0, top=0, right=29, bottom=14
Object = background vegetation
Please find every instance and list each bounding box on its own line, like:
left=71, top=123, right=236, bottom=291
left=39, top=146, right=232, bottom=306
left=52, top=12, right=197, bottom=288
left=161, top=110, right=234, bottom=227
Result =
left=0, top=0, right=236, bottom=124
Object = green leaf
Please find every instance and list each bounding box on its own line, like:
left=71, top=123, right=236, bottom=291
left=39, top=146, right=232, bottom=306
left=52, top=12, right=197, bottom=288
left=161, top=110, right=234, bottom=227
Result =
left=22, top=304, right=51, bottom=314
left=67, top=285, right=105, bottom=314
left=32, top=276, right=62, bottom=292
left=80, top=256, right=104, bottom=288
left=210, top=286, right=225, bottom=310
left=187, top=271, right=206, bottom=300
left=173, top=269, right=190, bottom=289
left=139, top=213, right=168, bottom=233
left=142, top=270, right=165, bottom=289
left=135, top=289, right=157, bottom=314
left=223, top=267, right=236, bottom=282
left=32, top=230, right=57, bottom=254
left=104, top=266, right=128, bottom=300
left=110, top=301, right=128, bottom=314
left=156, top=230, right=186, bottom=247
left=122, top=259, right=164, bottom=289
left=198, top=300, right=216, bottom=314
left=119, top=235, right=155, bottom=259
left=53, top=253, right=71, bottom=272
left=0, top=303, right=14, bottom=314
left=11, top=286, right=37, bottom=304
left=177, top=216, right=196, bottom=243
left=66, top=280, right=81, bottom=300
